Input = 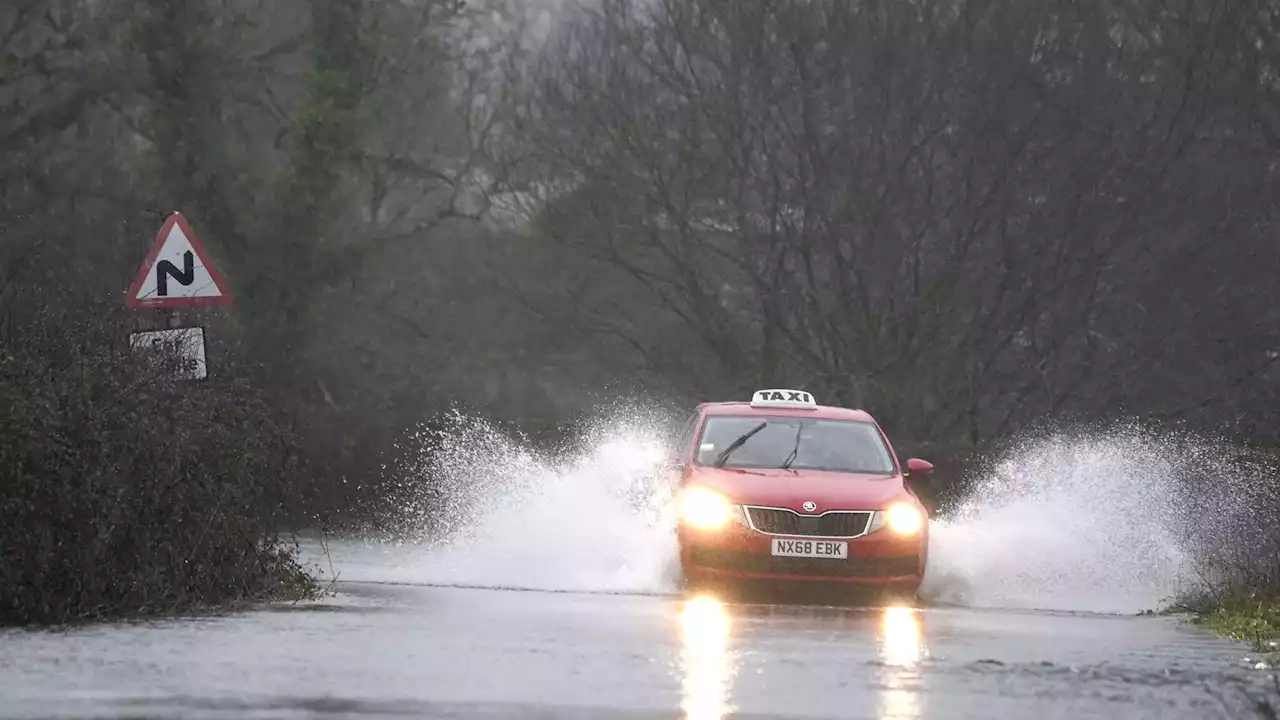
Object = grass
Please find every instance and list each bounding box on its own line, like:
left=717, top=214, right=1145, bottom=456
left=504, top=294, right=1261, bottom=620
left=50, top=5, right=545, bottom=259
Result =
left=1173, top=444, right=1280, bottom=664
left=1165, top=586, right=1278, bottom=718
left=1192, top=598, right=1280, bottom=657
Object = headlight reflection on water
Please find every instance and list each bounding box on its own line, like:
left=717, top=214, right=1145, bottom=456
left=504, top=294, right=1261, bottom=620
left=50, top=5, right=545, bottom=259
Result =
left=879, top=606, right=924, bottom=666
left=675, top=599, right=925, bottom=720
left=877, top=605, right=926, bottom=720
left=678, top=595, right=738, bottom=720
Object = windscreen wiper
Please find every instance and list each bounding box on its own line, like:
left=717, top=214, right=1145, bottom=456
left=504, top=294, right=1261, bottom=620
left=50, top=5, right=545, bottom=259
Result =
left=713, top=421, right=768, bottom=467
left=780, top=422, right=803, bottom=470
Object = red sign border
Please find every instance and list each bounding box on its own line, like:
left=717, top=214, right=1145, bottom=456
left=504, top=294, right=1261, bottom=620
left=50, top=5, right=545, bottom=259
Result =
left=125, top=212, right=234, bottom=309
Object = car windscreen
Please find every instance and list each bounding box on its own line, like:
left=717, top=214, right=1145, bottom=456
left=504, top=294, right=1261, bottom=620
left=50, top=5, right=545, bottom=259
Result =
left=693, top=416, right=897, bottom=474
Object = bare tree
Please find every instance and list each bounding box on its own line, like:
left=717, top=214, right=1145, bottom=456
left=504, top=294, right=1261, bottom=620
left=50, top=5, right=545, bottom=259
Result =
left=507, top=0, right=1280, bottom=451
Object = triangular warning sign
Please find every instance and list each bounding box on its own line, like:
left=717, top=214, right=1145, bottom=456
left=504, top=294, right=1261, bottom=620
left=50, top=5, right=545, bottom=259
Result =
left=125, top=212, right=233, bottom=309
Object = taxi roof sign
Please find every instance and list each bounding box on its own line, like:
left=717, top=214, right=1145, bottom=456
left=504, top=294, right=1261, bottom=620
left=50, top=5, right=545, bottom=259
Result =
left=750, top=389, right=818, bottom=409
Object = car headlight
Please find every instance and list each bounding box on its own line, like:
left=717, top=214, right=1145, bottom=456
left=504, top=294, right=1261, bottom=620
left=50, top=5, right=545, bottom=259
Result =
left=868, top=502, right=925, bottom=536
left=678, top=486, right=740, bottom=530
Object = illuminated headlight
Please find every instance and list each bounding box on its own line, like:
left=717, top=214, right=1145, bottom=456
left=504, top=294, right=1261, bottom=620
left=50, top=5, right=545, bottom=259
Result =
left=868, top=502, right=925, bottom=536
left=678, top=487, right=742, bottom=530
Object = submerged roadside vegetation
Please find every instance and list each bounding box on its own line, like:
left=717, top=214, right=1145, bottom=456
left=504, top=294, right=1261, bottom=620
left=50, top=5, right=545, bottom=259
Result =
left=0, top=311, right=319, bottom=627
left=1173, top=446, right=1280, bottom=652
left=1193, top=601, right=1280, bottom=656
left=1181, top=555, right=1280, bottom=655
left=1185, top=553, right=1280, bottom=655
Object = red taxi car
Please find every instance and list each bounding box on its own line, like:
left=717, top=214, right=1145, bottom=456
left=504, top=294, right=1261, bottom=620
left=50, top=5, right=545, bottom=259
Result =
left=671, top=389, right=938, bottom=597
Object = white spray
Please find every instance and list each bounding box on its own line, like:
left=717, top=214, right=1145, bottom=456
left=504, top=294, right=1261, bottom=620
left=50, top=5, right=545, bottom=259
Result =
left=918, top=426, right=1203, bottom=613
left=371, top=408, right=682, bottom=593
left=370, top=412, right=1267, bottom=614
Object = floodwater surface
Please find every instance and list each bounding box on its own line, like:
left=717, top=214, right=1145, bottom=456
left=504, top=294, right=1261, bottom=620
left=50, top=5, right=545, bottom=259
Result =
left=0, top=539, right=1275, bottom=720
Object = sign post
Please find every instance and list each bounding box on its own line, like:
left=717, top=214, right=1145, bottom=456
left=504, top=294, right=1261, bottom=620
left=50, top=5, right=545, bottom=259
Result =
left=125, top=212, right=232, bottom=379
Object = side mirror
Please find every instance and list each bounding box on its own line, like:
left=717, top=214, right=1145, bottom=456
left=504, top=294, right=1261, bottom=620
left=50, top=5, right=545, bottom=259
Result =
left=903, top=458, right=939, bottom=513
left=904, top=458, right=934, bottom=475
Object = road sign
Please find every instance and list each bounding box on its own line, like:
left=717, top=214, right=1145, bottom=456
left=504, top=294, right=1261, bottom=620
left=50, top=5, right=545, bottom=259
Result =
left=129, top=326, right=208, bottom=380
left=125, top=212, right=232, bottom=309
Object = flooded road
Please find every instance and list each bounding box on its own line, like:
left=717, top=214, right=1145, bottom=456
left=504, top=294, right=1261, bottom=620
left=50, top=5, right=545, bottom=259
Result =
left=1, top=539, right=1275, bottom=720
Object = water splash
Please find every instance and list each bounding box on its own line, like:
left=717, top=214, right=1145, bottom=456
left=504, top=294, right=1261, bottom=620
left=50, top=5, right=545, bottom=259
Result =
left=919, top=423, right=1273, bottom=614
left=364, top=410, right=1273, bottom=614
left=369, top=407, right=682, bottom=593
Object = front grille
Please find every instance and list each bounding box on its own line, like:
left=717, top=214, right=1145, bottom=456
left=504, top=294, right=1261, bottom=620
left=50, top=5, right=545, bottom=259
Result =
left=690, top=547, right=920, bottom=578
left=745, top=507, right=872, bottom=537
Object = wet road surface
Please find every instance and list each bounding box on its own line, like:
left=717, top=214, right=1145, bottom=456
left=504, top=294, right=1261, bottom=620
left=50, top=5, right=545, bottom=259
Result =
left=1, top=544, right=1276, bottom=719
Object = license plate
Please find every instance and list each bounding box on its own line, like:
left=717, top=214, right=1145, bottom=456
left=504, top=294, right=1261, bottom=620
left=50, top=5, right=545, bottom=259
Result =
left=770, top=538, right=848, bottom=559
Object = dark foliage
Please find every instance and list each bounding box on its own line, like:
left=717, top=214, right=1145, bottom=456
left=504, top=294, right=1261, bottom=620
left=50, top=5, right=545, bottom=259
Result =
left=0, top=307, right=317, bottom=626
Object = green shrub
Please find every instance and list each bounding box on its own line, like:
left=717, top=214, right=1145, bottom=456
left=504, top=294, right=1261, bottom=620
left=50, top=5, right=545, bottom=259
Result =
left=0, top=332, right=317, bottom=626
left=1191, top=598, right=1280, bottom=653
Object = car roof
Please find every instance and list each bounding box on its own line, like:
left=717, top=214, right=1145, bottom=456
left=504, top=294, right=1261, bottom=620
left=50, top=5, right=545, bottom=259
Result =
left=697, top=401, right=877, bottom=424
